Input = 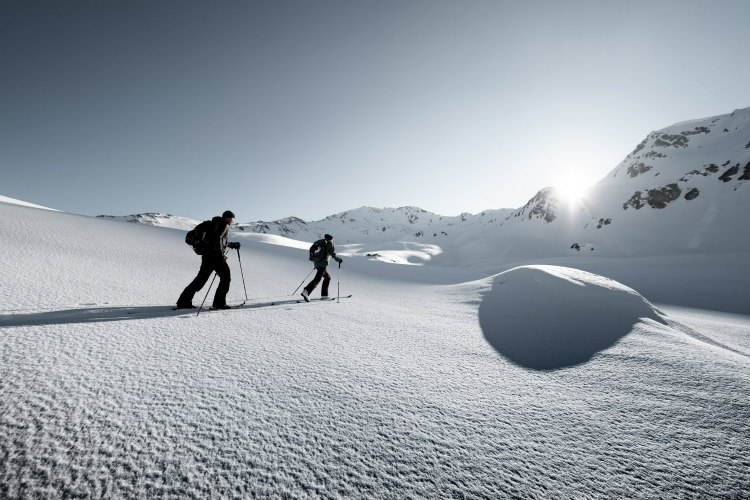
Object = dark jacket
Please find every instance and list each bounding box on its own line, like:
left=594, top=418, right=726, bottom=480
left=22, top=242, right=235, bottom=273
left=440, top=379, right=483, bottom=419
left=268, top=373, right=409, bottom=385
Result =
left=207, top=216, right=231, bottom=256
left=313, top=238, right=339, bottom=268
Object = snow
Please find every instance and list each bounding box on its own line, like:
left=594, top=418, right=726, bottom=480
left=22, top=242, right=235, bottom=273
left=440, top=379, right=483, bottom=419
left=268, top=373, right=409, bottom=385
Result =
left=1, top=108, right=749, bottom=498
left=1, top=198, right=748, bottom=499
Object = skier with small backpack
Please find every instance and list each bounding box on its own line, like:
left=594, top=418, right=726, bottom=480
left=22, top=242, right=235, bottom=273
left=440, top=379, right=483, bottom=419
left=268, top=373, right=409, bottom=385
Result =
left=176, top=210, right=241, bottom=310
left=301, top=233, right=342, bottom=302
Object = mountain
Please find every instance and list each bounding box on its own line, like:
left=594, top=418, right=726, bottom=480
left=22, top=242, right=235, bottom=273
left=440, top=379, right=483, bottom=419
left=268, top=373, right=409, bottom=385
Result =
left=235, top=206, right=514, bottom=242
left=510, top=107, right=750, bottom=257
left=97, top=108, right=749, bottom=265
left=97, top=212, right=200, bottom=230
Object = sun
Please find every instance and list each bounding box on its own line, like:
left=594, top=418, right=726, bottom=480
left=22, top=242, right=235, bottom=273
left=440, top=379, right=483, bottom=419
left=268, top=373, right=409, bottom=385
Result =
left=552, top=173, right=591, bottom=204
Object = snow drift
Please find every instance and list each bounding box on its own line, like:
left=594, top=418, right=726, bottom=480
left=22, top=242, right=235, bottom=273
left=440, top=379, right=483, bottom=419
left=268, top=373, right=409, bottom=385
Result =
left=479, top=266, right=666, bottom=370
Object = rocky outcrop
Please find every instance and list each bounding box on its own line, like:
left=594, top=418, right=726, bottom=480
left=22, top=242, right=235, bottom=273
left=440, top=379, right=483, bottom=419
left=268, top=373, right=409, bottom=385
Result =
left=623, top=184, right=682, bottom=210
left=684, top=188, right=700, bottom=201
left=719, top=165, right=740, bottom=182
left=626, top=162, right=653, bottom=178
left=512, top=188, right=558, bottom=223
left=653, top=133, right=690, bottom=148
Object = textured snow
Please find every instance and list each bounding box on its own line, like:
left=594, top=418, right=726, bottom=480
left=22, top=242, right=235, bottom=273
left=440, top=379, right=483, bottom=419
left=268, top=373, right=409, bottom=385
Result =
left=1, top=200, right=748, bottom=499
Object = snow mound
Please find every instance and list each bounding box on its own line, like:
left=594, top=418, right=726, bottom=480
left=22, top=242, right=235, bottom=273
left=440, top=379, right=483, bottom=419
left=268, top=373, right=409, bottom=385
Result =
left=479, top=265, right=666, bottom=370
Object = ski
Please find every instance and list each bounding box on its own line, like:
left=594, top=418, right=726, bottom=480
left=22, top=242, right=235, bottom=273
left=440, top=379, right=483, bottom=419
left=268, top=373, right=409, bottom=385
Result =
left=173, top=302, right=246, bottom=312
left=296, top=294, right=352, bottom=303
left=208, top=302, right=246, bottom=311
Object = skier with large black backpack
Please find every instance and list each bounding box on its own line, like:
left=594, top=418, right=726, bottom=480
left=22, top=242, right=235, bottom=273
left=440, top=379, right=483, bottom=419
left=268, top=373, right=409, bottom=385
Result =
left=176, top=210, right=241, bottom=310
left=301, top=233, right=342, bottom=302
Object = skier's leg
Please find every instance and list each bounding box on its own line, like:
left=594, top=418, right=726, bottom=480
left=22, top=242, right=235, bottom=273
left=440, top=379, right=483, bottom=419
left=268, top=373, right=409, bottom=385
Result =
left=321, top=270, right=332, bottom=297
left=212, top=257, right=232, bottom=307
left=305, top=267, right=326, bottom=294
left=177, top=257, right=214, bottom=306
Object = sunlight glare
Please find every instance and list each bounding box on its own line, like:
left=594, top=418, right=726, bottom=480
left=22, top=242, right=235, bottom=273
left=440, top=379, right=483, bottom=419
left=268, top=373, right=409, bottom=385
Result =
left=553, top=173, right=591, bottom=204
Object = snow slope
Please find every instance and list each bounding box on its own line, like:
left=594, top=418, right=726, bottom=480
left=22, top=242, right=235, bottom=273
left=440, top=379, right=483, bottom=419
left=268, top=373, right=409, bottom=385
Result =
left=1, top=198, right=749, bottom=499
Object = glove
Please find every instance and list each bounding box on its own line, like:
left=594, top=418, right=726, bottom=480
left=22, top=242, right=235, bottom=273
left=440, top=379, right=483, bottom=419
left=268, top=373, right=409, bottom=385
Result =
left=337, top=257, right=343, bottom=264
left=228, top=242, right=240, bottom=250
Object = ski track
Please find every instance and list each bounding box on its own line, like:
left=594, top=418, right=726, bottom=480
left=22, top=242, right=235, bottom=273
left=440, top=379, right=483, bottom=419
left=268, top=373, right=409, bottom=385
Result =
left=2, top=287, right=748, bottom=499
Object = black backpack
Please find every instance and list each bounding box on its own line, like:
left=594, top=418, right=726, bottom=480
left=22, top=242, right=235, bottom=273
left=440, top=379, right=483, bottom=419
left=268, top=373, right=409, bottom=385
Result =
left=185, top=220, right=213, bottom=255
left=309, top=239, right=325, bottom=261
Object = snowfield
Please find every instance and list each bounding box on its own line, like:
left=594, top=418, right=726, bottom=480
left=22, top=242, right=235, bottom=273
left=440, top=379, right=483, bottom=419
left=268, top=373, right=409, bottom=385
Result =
left=1, top=199, right=748, bottom=499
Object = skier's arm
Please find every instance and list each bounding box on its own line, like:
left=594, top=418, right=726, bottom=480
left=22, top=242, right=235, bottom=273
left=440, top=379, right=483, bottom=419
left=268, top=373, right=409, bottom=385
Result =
left=328, top=242, right=342, bottom=263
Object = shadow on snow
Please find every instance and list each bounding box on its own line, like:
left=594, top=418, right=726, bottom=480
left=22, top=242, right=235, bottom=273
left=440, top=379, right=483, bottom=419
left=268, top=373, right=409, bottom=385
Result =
left=0, top=298, right=331, bottom=328
left=478, top=267, right=667, bottom=371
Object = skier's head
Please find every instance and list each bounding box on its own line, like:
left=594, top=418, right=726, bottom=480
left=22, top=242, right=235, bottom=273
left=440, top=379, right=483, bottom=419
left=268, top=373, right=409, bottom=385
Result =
left=222, top=210, right=235, bottom=223
left=324, top=233, right=333, bottom=241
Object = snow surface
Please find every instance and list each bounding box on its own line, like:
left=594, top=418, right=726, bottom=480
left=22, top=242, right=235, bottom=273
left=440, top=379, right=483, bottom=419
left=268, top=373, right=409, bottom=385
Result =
left=1, top=196, right=749, bottom=499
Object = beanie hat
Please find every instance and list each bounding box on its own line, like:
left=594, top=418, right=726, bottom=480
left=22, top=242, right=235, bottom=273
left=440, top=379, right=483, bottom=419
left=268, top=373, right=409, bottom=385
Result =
left=222, top=210, right=235, bottom=219
left=324, top=233, right=333, bottom=240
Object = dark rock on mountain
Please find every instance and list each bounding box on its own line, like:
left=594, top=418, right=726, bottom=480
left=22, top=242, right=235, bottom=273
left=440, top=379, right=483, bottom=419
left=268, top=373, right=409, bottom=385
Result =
left=627, top=163, right=653, bottom=177
left=719, top=165, right=740, bottom=182
left=623, top=192, right=645, bottom=210
left=653, top=133, right=690, bottom=148
left=646, top=184, right=682, bottom=209
left=681, top=126, right=710, bottom=136
left=623, top=184, right=682, bottom=210
left=512, top=188, right=557, bottom=223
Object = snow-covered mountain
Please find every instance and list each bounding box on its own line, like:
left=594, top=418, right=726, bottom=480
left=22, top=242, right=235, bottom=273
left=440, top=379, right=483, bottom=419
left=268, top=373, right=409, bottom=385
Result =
left=97, top=212, right=200, bottom=230
left=510, top=107, right=750, bottom=257
left=235, top=206, right=514, bottom=242
left=101, top=108, right=749, bottom=265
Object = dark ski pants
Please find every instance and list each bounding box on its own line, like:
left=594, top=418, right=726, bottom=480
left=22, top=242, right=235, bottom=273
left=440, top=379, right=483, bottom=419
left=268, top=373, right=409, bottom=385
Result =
left=305, top=267, right=331, bottom=297
left=178, top=253, right=231, bottom=307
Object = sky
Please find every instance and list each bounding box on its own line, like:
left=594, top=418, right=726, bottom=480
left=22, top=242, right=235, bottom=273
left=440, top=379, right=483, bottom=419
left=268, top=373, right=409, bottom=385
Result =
left=1, top=0, right=748, bottom=222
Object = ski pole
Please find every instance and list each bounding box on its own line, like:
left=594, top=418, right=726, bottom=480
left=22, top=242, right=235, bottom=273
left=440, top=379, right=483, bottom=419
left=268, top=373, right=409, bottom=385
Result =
left=197, top=272, right=218, bottom=316
left=292, top=268, right=315, bottom=295
left=337, top=261, right=341, bottom=303
left=236, top=247, right=248, bottom=305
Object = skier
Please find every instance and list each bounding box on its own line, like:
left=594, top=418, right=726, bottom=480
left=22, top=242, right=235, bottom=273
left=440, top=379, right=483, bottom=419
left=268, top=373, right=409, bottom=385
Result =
left=301, top=233, right=342, bottom=302
left=176, top=210, right=241, bottom=310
